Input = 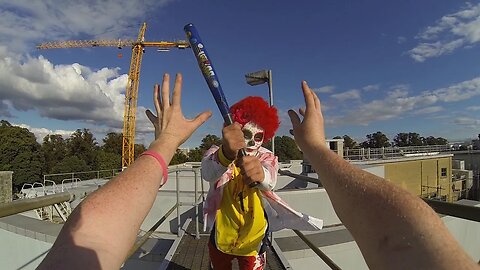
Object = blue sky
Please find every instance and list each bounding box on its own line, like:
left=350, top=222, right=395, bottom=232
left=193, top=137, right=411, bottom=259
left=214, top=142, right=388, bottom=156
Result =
left=1, top=0, right=480, bottom=148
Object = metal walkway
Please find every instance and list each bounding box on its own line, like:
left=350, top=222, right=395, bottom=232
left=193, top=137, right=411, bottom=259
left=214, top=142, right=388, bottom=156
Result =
left=166, top=222, right=286, bottom=270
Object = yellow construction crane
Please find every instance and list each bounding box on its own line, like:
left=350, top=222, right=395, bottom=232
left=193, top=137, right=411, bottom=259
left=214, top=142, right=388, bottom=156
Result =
left=37, top=22, right=190, bottom=168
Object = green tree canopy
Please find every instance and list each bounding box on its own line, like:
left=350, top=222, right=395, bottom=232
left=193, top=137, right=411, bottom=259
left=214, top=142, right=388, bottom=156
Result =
left=200, top=134, right=221, bottom=151
left=102, top=132, right=123, bottom=155
left=393, top=132, right=423, bottom=147
left=95, top=151, right=121, bottom=170
left=342, top=135, right=358, bottom=149
left=422, top=136, right=448, bottom=146
left=51, top=156, right=90, bottom=177
left=66, top=129, right=99, bottom=170
left=171, top=149, right=188, bottom=165
left=361, top=131, right=391, bottom=148
left=42, top=134, right=67, bottom=174
left=134, top=143, right=147, bottom=159
left=269, top=136, right=302, bottom=162
left=188, top=147, right=204, bottom=162
left=0, top=120, right=44, bottom=186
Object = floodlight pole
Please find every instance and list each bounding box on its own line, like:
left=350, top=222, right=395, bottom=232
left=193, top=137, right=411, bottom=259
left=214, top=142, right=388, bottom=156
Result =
left=267, top=70, right=274, bottom=154
left=245, top=69, right=274, bottom=154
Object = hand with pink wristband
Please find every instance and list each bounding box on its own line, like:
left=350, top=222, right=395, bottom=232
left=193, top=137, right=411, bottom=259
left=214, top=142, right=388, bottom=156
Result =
left=142, top=73, right=212, bottom=184
left=39, top=73, right=212, bottom=270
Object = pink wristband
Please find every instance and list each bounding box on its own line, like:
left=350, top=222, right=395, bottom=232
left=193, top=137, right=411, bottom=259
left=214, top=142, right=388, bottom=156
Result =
left=140, top=150, right=168, bottom=185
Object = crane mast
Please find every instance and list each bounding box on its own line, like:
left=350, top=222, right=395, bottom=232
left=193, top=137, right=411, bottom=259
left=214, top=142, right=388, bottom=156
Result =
left=37, top=23, right=190, bottom=168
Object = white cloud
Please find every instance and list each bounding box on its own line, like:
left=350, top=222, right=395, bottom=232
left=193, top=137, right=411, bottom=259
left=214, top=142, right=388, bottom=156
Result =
left=409, top=3, right=480, bottom=62
left=329, top=76, right=480, bottom=125
left=0, top=0, right=176, bottom=143
left=0, top=0, right=173, bottom=53
left=397, top=36, right=407, bottom=44
left=453, top=116, right=480, bottom=127
left=331, top=89, right=361, bottom=101
left=467, top=105, right=480, bottom=111
left=313, top=85, right=335, bottom=93
left=14, top=123, right=74, bottom=143
left=362, top=84, right=380, bottom=91
left=0, top=47, right=129, bottom=127
left=413, top=106, right=444, bottom=115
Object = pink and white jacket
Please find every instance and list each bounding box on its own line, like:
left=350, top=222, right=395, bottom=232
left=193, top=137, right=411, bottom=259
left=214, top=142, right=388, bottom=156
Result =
left=201, top=145, right=323, bottom=232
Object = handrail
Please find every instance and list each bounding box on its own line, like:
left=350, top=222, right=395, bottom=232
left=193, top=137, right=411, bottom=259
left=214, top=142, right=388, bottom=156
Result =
left=293, top=230, right=341, bottom=270
left=127, top=203, right=178, bottom=258
left=61, top=178, right=81, bottom=192
left=278, top=169, right=322, bottom=185
left=43, top=180, right=59, bottom=195
left=0, top=192, right=73, bottom=218
left=423, top=199, right=480, bottom=222
left=280, top=170, right=480, bottom=223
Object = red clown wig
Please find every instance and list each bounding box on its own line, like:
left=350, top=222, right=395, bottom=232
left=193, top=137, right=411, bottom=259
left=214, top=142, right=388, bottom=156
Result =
left=230, top=96, right=280, bottom=142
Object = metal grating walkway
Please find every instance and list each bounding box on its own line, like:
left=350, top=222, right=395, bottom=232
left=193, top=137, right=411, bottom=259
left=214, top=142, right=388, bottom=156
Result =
left=166, top=222, right=286, bottom=270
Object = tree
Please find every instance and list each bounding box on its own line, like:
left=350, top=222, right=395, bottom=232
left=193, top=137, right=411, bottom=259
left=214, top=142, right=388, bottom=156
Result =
left=0, top=120, right=44, bottom=186
left=393, top=132, right=423, bottom=147
left=188, top=147, right=204, bottom=162
left=342, top=135, right=358, bottom=149
left=42, top=134, right=67, bottom=174
left=102, top=132, right=123, bottom=155
left=200, top=134, right=221, bottom=151
left=360, top=131, right=391, bottom=148
left=95, top=151, right=121, bottom=170
left=422, top=136, right=448, bottom=146
left=171, top=149, right=188, bottom=165
left=66, top=129, right=98, bottom=170
left=134, top=143, right=147, bottom=159
left=51, top=156, right=90, bottom=177
left=270, top=136, right=302, bottom=162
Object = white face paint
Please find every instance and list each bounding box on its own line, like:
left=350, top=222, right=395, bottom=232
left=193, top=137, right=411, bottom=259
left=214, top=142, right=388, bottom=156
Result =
left=242, top=122, right=264, bottom=156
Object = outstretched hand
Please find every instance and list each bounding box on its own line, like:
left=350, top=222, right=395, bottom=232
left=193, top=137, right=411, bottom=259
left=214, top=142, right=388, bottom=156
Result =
left=146, top=73, right=212, bottom=148
left=288, top=81, right=326, bottom=152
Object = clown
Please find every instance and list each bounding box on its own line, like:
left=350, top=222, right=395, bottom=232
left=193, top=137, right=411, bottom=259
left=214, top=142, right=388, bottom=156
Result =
left=202, top=96, right=323, bottom=270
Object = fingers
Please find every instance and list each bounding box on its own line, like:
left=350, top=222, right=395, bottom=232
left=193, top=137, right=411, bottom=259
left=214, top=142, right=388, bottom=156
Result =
left=299, top=108, right=306, bottom=117
left=145, top=109, right=157, bottom=125
left=301, top=81, right=315, bottom=113
left=172, top=73, right=182, bottom=107
left=311, top=89, right=322, bottom=112
left=161, top=73, right=170, bottom=110
left=288, top=109, right=301, bottom=129
left=191, top=111, right=212, bottom=129
left=153, top=84, right=161, bottom=115
left=232, top=122, right=243, bottom=130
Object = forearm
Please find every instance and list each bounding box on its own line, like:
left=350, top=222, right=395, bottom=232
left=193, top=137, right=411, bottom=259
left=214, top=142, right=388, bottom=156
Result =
left=257, top=155, right=278, bottom=191
left=305, top=144, right=477, bottom=269
left=40, top=140, right=176, bottom=269
left=201, top=146, right=229, bottom=182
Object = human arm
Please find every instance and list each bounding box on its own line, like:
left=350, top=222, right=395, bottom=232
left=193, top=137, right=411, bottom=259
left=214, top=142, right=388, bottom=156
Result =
left=288, top=81, right=478, bottom=269
left=38, top=73, right=211, bottom=270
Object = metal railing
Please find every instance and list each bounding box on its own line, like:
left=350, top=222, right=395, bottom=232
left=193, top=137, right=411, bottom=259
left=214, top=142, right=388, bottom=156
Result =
left=43, top=169, right=121, bottom=184
left=343, top=145, right=451, bottom=161
left=0, top=192, right=73, bottom=218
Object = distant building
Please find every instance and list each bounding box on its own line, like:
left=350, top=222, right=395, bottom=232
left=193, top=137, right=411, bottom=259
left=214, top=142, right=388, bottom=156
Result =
left=302, top=142, right=470, bottom=202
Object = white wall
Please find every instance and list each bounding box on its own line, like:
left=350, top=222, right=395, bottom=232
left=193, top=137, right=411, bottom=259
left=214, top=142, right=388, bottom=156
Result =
left=0, top=229, right=52, bottom=270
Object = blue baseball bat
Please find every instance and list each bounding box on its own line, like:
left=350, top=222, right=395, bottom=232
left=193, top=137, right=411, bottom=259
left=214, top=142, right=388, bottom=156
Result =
left=184, top=23, right=249, bottom=159
left=184, top=23, right=234, bottom=125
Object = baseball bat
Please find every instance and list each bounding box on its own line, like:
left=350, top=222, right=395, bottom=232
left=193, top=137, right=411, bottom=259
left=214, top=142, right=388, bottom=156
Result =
left=184, top=23, right=248, bottom=158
